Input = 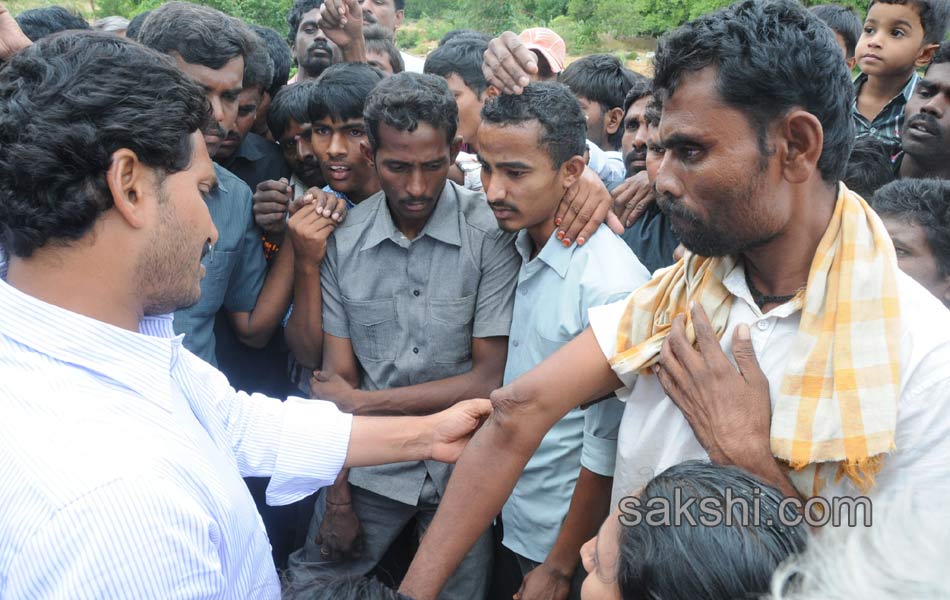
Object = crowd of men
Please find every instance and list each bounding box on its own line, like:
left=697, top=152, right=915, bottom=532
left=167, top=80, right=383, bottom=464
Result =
left=1, top=0, right=949, bottom=598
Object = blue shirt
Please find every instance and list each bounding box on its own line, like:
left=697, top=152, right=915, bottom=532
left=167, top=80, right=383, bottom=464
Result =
left=0, top=250, right=352, bottom=598
left=500, top=225, right=650, bottom=562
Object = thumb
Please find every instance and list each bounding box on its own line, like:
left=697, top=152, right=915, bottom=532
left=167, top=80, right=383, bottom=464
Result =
left=731, top=324, right=763, bottom=382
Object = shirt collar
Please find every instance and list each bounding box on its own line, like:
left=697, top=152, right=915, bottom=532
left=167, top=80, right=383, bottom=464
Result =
left=721, top=259, right=803, bottom=320
left=514, top=228, right=573, bottom=279
left=360, top=182, right=462, bottom=251
left=0, top=247, right=179, bottom=413
left=852, top=72, right=919, bottom=106
left=212, top=163, right=231, bottom=194
left=233, top=134, right=266, bottom=163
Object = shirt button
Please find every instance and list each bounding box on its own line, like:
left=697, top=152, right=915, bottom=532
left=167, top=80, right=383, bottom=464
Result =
left=412, top=347, right=420, bottom=354
left=757, top=320, right=770, bottom=331
left=413, top=290, right=420, bottom=297
left=869, top=127, right=877, bottom=134
left=513, top=341, right=520, bottom=347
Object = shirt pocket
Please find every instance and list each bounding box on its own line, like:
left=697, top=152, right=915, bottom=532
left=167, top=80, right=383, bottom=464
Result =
left=344, top=296, right=398, bottom=362
left=195, top=249, right=235, bottom=317
left=429, top=294, right=476, bottom=364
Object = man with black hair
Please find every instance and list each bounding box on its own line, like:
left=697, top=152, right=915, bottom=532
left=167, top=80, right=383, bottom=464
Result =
left=439, top=28, right=490, bottom=46
left=560, top=54, right=638, bottom=154
left=873, top=178, right=950, bottom=305
left=0, top=28, right=491, bottom=598
left=138, top=2, right=336, bottom=367
left=355, top=0, right=422, bottom=72
left=618, top=77, right=653, bottom=179
left=810, top=4, right=862, bottom=70
left=288, top=0, right=340, bottom=82
left=478, top=82, right=648, bottom=600
left=844, top=137, right=896, bottom=198
left=249, top=23, right=294, bottom=141
left=402, top=3, right=950, bottom=597
left=14, top=5, right=88, bottom=41
left=364, top=24, right=403, bottom=75
left=899, top=41, right=950, bottom=180
left=123, top=9, right=149, bottom=40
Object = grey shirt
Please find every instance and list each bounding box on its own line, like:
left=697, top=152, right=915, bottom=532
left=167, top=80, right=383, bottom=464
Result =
left=174, top=164, right=267, bottom=366
left=322, top=180, right=519, bottom=505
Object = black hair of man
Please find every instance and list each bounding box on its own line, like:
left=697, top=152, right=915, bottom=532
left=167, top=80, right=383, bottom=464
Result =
left=243, top=30, right=275, bottom=93
left=931, top=39, right=950, bottom=68
left=617, top=460, right=807, bottom=600
left=843, top=138, right=896, bottom=199
left=653, top=0, right=855, bottom=185
left=0, top=32, right=210, bottom=258
left=309, top=63, right=386, bottom=123
left=438, top=28, right=491, bottom=46
left=137, top=2, right=254, bottom=71
left=364, top=24, right=405, bottom=74
left=622, top=75, right=654, bottom=114
left=394, top=0, right=405, bottom=10
left=266, top=82, right=315, bottom=141
left=364, top=72, right=458, bottom=152
left=809, top=4, right=862, bottom=59
left=873, top=179, right=950, bottom=277
left=287, top=0, right=324, bottom=45
left=124, top=10, right=151, bottom=41
left=644, top=96, right=663, bottom=128
left=424, top=37, right=490, bottom=97
left=559, top=53, right=639, bottom=149
left=869, top=0, right=950, bottom=44
left=481, top=82, right=587, bottom=169
left=284, top=574, right=412, bottom=600
left=250, top=24, right=293, bottom=97
left=14, top=6, right=89, bottom=42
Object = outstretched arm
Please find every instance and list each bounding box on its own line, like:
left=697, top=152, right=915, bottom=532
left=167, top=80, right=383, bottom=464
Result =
left=399, top=328, right=622, bottom=600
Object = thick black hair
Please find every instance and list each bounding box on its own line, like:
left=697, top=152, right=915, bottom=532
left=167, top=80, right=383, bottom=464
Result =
left=243, top=29, right=275, bottom=93
left=644, top=97, right=663, bottom=128
left=137, top=2, right=253, bottom=70
left=364, top=72, right=458, bottom=152
left=0, top=32, right=210, bottom=258
left=424, top=37, right=490, bottom=96
left=438, top=28, right=491, bottom=46
left=309, top=63, right=386, bottom=123
left=869, top=0, right=950, bottom=44
left=616, top=461, right=807, bottom=600
left=622, top=75, right=654, bottom=114
left=481, top=82, right=587, bottom=168
left=284, top=575, right=411, bottom=600
left=287, top=0, right=324, bottom=45
left=267, top=81, right=315, bottom=140
left=124, top=10, right=151, bottom=41
left=364, top=25, right=404, bottom=74
left=14, top=6, right=89, bottom=42
left=653, top=0, right=855, bottom=185
left=930, top=40, right=950, bottom=67
left=810, top=4, right=862, bottom=59
left=250, top=24, right=293, bottom=97
left=559, top=53, right=639, bottom=148
left=873, top=178, right=950, bottom=277
left=843, top=137, right=896, bottom=199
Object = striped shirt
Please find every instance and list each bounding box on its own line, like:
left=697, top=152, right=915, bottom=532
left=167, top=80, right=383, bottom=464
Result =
left=852, top=72, right=919, bottom=158
left=0, top=249, right=352, bottom=599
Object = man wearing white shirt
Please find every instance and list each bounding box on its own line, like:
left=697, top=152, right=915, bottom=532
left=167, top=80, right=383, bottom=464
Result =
left=399, top=2, right=950, bottom=598
left=0, top=30, right=488, bottom=599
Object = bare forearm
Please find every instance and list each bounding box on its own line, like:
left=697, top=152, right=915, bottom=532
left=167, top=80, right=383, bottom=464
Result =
left=233, top=245, right=295, bottom=347
left=545, top=468, right=613, bottom=574
left=340, top=38, right=366, bottom=63
left=352, top=366, right=501, bottom=416
left=285, top=263, right=323, bottom=368
left=344, top=414, right=433, bottom=467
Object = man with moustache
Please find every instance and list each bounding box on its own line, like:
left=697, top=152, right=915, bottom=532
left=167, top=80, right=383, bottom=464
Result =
left=356, top=0, right=423, bottom=72
left=288, top=0, right=340, bottom=83
left=898, top=41, right=950, bottom=180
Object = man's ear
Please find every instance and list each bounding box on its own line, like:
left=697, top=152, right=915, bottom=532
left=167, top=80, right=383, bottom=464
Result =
left=450, top=135, right=463, bottom=164
left=360, top=140, right=377, bottom=169
left=559, top=155, right=587, bottom=190
left=394, top=9, right=405, bottom=29
left=846, top=56, right=857, bottom=71
left=105, top=149, right=151, bottom=229
left=916, top=43, right=939, bottom=68
left=605, top=106, right=625, bottom=136
left=779, top=110, right=823, bottom=185
left=485, top=85, right=500, bottom=100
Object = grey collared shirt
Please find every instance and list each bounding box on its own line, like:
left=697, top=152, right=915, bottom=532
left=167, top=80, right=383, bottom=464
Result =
left=174, top=164, right=267, bottom=366
left=322, top=180, right=519, bottom=505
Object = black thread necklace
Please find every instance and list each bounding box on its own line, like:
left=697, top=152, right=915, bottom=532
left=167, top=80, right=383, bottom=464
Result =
left=745, top=270, right=799, bottom=307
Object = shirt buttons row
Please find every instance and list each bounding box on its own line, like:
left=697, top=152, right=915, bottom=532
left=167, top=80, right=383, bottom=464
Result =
left=413, top=290, right=420, bottom=297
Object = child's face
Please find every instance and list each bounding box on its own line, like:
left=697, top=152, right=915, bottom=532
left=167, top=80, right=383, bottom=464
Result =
left=311, top=115, right=379, bottom=202
left=856, top=2, right=929, bottom=77
left=882, top=214, right=950, bottom=305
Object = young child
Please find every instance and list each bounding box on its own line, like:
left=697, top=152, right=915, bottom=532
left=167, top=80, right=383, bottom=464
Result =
left=872, top=178, right=950, bottom=306
left=810, top=4, right=863, bottom=70
left=852, top=0, right=948, bottom=156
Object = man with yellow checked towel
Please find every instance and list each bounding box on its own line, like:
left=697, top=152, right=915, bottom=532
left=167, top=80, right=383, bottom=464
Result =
left=399, top=2, right=950, bottom=597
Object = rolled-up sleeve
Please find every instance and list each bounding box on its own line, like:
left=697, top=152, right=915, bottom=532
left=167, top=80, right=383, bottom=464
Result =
left=581, top=397, right=624, bottom=476
left=588, top=297, right=639, bottom=392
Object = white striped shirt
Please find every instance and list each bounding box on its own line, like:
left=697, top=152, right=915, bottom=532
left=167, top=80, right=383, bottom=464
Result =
left=0, top=250, right=353, bottom=599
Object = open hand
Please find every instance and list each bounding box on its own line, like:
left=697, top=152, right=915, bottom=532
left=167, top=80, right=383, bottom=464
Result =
left=555, top=166, right=624, bottom=246
left=611, top=171, right=654, bottom=228
left=428, top=399, right=493, bottom=463
left=482, top=31, right=538, bottom=95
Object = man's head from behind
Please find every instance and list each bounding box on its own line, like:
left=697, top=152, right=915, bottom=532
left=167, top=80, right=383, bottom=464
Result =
left=287, top=0, right=338, bottom=80
left=621, top=76, right=654, bottom=177
left=268, top=82, right=323, bottom=187
left=810, top=4, right=862, bottom=69
left=249, top=24, right=293, bottom=139
left=873, top=178, right=950, bottom=305
left=424, top=38, right=491, bottom=149
left=560, top=53, right=638, bottom=152
left=217, top=29, right=275, bottom=161
left=138, top=2, right=256, bottom=159
left=363, top=73, right=459, bottom=229
left=0, top=32, right=215, bottom=314
left=478, top=83, right=587, bottom=235
left=14, top=5, right=89, bottom=42
left=309, top=63, right=386, bottom=202
left=652, top=0, right=854, bottom=258
left=856, top=0, right=948, bottom=78
left=901, top=42, right=950, bottom=175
